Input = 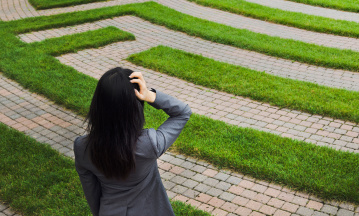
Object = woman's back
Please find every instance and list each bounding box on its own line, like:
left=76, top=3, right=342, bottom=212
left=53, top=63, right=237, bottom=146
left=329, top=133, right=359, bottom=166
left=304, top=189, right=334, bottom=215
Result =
left=74, top=85, right=192, bottom=216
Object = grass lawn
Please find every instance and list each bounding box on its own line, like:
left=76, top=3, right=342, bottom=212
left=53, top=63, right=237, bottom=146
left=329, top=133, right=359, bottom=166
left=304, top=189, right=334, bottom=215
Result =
left=188, top=0, right=359, bottom=38
left=30, top=26, right=135, bottom=56
left=286, top=0, right=359, bottom=13
left=29, top=0, right=107, bottom=10
left=0, top=123, right=210, bottom=216
left=128, top=46, right=359, bottom=123
left=4, top=2, right=359, bottom=72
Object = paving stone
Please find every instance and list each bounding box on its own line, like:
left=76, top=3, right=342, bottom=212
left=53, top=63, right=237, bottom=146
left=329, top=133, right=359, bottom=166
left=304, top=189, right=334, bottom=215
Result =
left=183, top=189, right=200, bottom=199
left=206, top=188, right=224, bottom=197
left=296, top=207, right=315, bottom=216
left=195, top=183, right=212, bottom=193
left=182, top=179, right=199, bottom=189
left=192, top=173, right=208, bottom=182
left=203, top=178, right=220, bottom=187
left=337, top=209, right=355, bottom=216
left=219, top=192, right=236, bottom=202
left=226, top=176, right=242, bottom=185
left=321, top=205, right=338, bottom=214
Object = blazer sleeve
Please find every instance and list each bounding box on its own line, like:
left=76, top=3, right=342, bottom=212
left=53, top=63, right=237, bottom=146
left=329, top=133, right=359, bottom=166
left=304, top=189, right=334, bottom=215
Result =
left=147, top=90, right=192, bottom=158
left=74, top=137, right=101, bottom=216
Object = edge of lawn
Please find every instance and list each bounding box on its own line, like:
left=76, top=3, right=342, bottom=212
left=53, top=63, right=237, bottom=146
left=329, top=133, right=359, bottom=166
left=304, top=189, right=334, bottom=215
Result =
left=28, top=0, right=108, bottom=10
left=286, top=0, right=359, bottom=13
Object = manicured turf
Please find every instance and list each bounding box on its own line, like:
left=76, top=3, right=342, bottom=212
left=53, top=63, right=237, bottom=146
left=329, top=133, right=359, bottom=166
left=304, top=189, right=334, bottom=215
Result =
left=1, top=20, right=359, bottom=204
left=128, top=46, right=359, bottom=123
left=30, top=26, right=135, bottom=56
left=287, top=0, right=359, bottom=13
left=29, top=0, right=106, bottom=10
left=4, top=2, right=359, bottom=72
left=0, top=123, right=210, bottom=215
left=188, top=0, right=359, bottom=38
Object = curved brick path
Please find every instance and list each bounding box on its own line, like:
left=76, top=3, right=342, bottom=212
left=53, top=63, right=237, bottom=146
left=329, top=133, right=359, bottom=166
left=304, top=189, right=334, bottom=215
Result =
left=245, top=0, right=359, bottom=23
left=1, top=73, right=358, bottom=216
left=3, top=0, right=359, bottom=53
left=1, top=1, right=359, bottom=216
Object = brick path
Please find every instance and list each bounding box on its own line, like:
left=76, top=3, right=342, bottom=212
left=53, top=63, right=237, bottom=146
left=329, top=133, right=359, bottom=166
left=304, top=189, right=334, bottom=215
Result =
left=245, top=0, right=359, bottom=23
left=0, top=203, right=19, bottom=216
left=15, top=16, right=359, bottom=153
left=1, top=0, right=359, bottom=216
left=0, top=73, right=358, bottom=216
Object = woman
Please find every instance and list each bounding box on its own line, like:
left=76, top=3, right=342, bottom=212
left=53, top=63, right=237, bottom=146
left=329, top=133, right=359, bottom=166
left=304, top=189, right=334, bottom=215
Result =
left=74, top=67, right=191, bottom=216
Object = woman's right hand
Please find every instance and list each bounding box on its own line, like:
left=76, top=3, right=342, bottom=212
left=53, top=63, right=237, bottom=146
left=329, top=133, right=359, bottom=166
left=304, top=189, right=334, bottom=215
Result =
left=129, top=72, right=156, bottom=103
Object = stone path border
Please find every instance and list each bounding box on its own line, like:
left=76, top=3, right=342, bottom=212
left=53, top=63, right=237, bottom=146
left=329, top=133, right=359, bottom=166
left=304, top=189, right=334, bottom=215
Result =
left=0, top=203, right=19, bottom=216
left=245, top=0, right=359, bottom=23
left=0, top=73, right=358, bottom=216
left=16, top=16, right=359, bottom=152
left=4, top=0, right=359, bottom=53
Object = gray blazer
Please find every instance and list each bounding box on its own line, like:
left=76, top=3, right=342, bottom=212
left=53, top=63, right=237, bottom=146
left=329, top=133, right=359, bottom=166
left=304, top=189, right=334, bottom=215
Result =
left=74, top=90, right=192, bottom=216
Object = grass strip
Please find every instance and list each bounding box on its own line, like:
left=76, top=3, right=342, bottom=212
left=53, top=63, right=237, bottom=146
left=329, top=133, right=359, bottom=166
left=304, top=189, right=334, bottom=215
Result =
left=1, top=1, right=359, bottom=204
left=128, top=46, right=359, bottom=123
left=0, top=123, right=210, bottom=215
left=4, top=2, right=359, bottom=72
left=286, top=0, right=359, bottom=13
left=188, top=0, right=359, bottom=38
left=30, top=26, right=135, bottom=56
left=29, top=0, right=106, bottom=10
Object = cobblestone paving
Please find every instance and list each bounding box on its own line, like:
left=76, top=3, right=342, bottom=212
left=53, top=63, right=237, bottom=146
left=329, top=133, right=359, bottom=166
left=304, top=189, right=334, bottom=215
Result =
left=0, top=203, right=20, bottom=216
left=245, top=0, right=359, bottom=23
left=3, top=0, right=359, bottom=53
left=15, top=16, right=359, bottom=153
left=1, top=74, right=358, bottom=216
left=18, top=16, right=359, bottom=92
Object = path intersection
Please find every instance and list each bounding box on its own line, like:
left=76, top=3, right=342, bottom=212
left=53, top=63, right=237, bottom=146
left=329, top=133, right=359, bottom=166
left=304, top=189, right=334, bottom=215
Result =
left=1, top=0, right=359, bottom=216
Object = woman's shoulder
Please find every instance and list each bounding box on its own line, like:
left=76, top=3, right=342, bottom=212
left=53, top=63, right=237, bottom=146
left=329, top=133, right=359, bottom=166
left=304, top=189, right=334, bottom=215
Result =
left=135, top=128, right=158, bottom=158
left=73, top=135, right=88, bottom=155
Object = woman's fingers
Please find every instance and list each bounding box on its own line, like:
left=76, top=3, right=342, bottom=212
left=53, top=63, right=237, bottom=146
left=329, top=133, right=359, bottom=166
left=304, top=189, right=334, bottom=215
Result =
left=130, top=79, right=145, bottom=90
left=129, top=72, right=144, bottom=81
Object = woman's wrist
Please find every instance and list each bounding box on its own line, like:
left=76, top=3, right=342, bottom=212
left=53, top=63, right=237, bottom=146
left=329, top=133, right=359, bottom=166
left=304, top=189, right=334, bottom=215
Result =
left=146, top=91, right=156, bottom=103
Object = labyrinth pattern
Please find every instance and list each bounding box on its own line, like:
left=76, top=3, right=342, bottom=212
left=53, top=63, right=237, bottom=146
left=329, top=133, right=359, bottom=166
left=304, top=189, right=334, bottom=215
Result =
left=1, top=0, right=359, bottom=216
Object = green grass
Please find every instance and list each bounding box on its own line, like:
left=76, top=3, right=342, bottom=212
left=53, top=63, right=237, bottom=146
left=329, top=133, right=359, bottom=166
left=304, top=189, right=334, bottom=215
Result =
left=1, top=0, right=359, bottom=204
left=29, top=0, right=107, bottom=10
left=4, top=2, right=359, bottom=72
left=287, top=0, right=359, bottom=13
left=188, top=0, right=359, bottom=38
left=0, top=123, right=210, bottom=215
left=30, top=26, right=135, bottom=56
left=128, top=46, right=359, bottom=123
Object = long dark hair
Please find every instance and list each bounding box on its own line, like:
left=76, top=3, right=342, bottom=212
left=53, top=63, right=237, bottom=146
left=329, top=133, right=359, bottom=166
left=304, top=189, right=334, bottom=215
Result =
left=86, top=67, right=145, bottom=179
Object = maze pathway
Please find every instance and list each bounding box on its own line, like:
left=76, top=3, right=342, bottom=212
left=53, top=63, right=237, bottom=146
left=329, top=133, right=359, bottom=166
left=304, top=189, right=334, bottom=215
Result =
left=245, top=0, right=359, bottom=23
left=3, top=0, right=359, bottom=53
left=17, top=16, right=359, bottom=153
left=0, top=73, right=358, bottom=216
